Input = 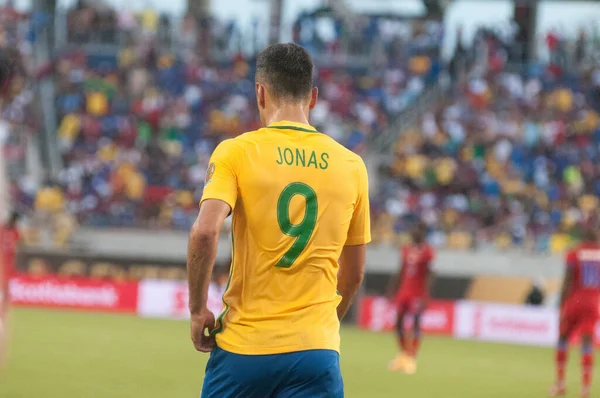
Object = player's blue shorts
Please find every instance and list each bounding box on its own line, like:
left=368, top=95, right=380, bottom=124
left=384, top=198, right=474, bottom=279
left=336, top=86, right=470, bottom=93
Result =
left=201, top=346, right=344, bottom=398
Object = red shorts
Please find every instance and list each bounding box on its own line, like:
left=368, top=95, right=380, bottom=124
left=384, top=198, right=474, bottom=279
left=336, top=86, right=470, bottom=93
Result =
left=394, top=293, right=427, bottom=315
left=561, top=297, right=600, bottom=336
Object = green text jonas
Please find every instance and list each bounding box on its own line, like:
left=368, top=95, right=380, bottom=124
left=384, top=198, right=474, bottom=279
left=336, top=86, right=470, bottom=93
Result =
left=276, top=147, right=329, bottom=170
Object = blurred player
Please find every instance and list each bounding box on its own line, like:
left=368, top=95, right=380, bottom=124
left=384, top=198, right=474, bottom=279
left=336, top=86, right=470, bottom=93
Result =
left=387, top=221, right=434, bottom=374
left=0, top=53, right=10, bottom=370
left=1, top=212, right=20, bottom=308
left=186, top=43, right=370, bottom=397
left=1, top=212, right=20, bottom=297
left=0, top=212, right=21, bottom=369
left=550, top=227, right=600, bottom=398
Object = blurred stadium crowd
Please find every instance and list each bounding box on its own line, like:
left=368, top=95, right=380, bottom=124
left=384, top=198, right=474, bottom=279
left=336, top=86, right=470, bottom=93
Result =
left=1, top=1, right=600, bottom=253
left=375, top=48, right=600, bottom=252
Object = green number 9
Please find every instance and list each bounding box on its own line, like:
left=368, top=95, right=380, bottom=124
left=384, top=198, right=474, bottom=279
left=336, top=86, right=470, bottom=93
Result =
left=276, top=182, right=318, bottom=268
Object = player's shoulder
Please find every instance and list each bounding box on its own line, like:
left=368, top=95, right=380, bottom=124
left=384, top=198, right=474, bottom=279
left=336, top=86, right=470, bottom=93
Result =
left=319, top=137, right=368, bottom=179
left=222, top=128, right=275, bottom=150
left=213, top=132, right=259, bottom=155
left=234, top=129, right=263, bottom=142
left=323, top=136, right=365, bottom=165
left=214, top=137, right=240, bottom=152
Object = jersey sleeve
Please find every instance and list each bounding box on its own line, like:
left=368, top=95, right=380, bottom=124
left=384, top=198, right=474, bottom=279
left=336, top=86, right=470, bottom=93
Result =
left=345, top=158, right=371, bottom=246
left=200, top=139, right=240, bottom=211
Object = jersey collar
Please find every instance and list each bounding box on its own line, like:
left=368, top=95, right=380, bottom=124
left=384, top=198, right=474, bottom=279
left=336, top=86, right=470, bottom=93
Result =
left=266, top=120, right=317, bottom=133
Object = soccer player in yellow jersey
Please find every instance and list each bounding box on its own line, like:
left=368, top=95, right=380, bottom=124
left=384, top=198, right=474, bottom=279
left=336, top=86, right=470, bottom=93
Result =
left=187, top=43, right=371, bottom=398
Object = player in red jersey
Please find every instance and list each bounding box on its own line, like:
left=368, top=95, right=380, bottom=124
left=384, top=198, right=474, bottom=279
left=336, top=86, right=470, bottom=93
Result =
left=386, top=222, right=434, bottom=374
left=0, top=212, right=20, bottom=369
left=550, top=228, right=600, bottom=398
left=1, top=212, right=20, bottom=310
left=1, top=212, right=20, bottom=286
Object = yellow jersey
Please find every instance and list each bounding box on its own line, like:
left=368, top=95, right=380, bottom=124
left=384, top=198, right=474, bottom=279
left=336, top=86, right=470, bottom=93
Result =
left=200, top=120, right=371, bottom=355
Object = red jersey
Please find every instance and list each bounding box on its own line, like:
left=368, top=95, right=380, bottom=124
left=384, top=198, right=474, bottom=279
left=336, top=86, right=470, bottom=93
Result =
left=397, top=244, right=435, bottom=298
left=0, top=226, right=20, bottom=279
left=564, top=242, right=600, bottom=306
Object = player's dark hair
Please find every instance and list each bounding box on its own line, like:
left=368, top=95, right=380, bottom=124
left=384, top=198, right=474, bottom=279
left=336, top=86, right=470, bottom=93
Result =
left=255, top=43, right=314, bottom=102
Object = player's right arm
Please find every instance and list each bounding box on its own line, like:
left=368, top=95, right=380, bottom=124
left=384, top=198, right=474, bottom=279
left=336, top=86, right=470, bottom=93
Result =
left=337, top=159, right=371, bottom=320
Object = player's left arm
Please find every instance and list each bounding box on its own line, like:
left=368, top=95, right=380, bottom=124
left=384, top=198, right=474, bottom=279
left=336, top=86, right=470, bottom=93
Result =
left=187, top=140, right=239, bottom=352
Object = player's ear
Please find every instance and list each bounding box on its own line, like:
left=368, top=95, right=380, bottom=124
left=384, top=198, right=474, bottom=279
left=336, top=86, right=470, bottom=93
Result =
left=308, top=87, right=318, bottom=110
left=256, top=83, right=266, bottom=109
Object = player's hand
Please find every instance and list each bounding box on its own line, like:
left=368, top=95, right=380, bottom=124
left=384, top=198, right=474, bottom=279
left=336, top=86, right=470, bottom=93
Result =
left=190, top=309, right=216, bottom=353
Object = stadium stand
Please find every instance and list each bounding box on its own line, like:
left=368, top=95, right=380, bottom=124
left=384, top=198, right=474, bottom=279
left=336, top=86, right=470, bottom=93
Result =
left=9, top=3, right=442, bottom=231
left=374, top=31, right=600, bottom=252
left=3, top=2, right=599, bottom=255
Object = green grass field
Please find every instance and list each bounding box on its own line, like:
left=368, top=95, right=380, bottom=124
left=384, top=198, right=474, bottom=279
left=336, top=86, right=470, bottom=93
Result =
left=0, top=309, right=595, bottom=398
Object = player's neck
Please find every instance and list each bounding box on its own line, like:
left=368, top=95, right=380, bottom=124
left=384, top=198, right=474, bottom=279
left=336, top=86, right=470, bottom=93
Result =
left=264, top=106, right=310, bottom=127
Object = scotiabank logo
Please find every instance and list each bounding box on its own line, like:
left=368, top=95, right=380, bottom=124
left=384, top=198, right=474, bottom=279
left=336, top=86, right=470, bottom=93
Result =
left=9, top=276, right=138, bottom=313
left=462, top=303, right=558, bottom=346
left=10, top=279, right=119, bottom=307
left=487, top=317, right=550, bottom=333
